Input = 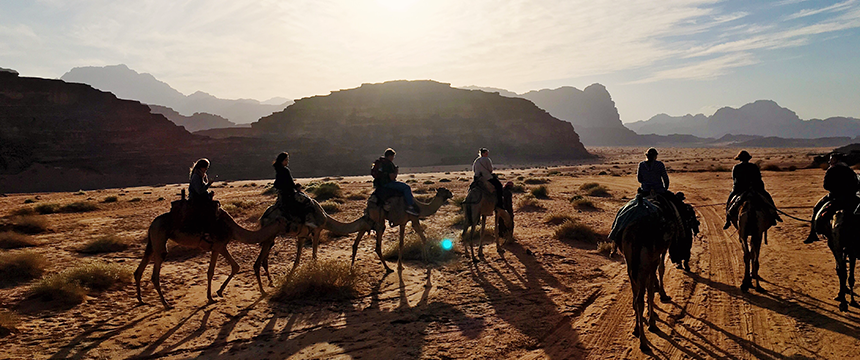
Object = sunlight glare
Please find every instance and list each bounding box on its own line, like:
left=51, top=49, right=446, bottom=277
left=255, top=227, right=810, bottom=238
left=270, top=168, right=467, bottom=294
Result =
left=376, top=0, right=418, bottom=12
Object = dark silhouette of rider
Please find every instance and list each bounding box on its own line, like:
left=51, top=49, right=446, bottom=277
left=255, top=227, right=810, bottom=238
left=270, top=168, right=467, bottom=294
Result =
left=723, top=150, right=781, bottom=230
left=805, top=153, right=860, bottom=244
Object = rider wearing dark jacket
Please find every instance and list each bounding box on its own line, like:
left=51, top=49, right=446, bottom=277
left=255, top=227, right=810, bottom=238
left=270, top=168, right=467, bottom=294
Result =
left=273, top=152, right=317, bottom=228
left=805, top=153, right=860, bottom=243
left=723, top=150, right=780, bottom=229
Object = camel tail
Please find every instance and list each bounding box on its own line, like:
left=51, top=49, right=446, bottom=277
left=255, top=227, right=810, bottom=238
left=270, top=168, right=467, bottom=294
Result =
left=143, top=235, right=153, bottom=258
left=464, top=202, right=474, bottom=230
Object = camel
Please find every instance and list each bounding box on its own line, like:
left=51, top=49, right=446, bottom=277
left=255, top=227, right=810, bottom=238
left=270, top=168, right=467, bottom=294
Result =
left=350, top=187, right=454, bottom=273
left=615, top=194, right=681, bottom=351
left=253, top=198, right=374, bottom=294
left=461, top=184, right=513, bottom=261
left=134, top=208, right=286, bottom=309
left=816, top=202, right=860, bottom=311
left=729, top=191, right=772, bottom=293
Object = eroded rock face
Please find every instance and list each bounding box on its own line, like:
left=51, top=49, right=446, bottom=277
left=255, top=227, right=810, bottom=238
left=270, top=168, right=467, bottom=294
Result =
left=253, top=80, right=592, bottom=168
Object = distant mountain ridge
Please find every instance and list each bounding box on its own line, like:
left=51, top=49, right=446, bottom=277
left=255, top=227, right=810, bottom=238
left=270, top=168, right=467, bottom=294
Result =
left=60, top=64, right=292, bottom=124
left=148, top=105, right=242, bottom=133
left=628, top=100, right=860, bottom=139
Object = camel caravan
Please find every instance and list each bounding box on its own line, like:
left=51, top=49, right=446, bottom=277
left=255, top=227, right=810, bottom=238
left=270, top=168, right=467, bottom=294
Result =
left=134, top=146, right=860, bottom=352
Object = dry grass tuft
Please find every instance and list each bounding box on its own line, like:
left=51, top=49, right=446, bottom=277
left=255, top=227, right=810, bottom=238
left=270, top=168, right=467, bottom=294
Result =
left=580, top=183, right=610, bottom=197
left=270, top=259, right=362, bottom=302
left=0, top=310, right=17, bottom=337
left=597, top=241, right=615, bottom=256
left=34, top=203, right=59, bottom=214
left=0, top=232, right=38, bottom=249
left=450, top=214, right=467, bottom=227
left=517, top=194, right=545, bottom=212
left=0, top=251, right=46, bottom=286
left=554, top=220, right=601, bottom=243
left=320, top=201, right=341, bottom=214
left=346, top=193, right=366, bottom=201
left=310, top=182, right=342, bottom=201
left=102, top=196, right=118, bottom=203
left=28, top=261, right=131, bottom=304
left=261, top=186, right=279, bottom=196
left=762, top=164, right=782, bottom=171
left=78, top=234, right=129, bottom=254
left=571, top=196, right=598, bottom=210
left=59, top=201, right=98, bottom=213
left=509, top=184, right=526, bottom=193
left=544, top=213, right=575, bottom=225
left=11, top=207, right=35, bottom=216
left=524, top=178, right=550, bottom=185
left=451, top=196, right=466, bottom=208
left=12, top=216, right=48, bottom=234
left=531, top=185, right=549, bottom=199
left=382, top=233, right=459, bottom=264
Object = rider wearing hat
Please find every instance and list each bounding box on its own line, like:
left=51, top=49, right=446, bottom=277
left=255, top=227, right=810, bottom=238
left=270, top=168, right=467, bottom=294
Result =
left=723, top=150, right=781, bottom=229
left=804, top=153, right=860, bottom=243
left=637, top=148, right=669, bottom=194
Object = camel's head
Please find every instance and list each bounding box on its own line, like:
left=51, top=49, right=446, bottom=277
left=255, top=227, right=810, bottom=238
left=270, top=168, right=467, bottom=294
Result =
left=435, top=187, right=454, bottom=201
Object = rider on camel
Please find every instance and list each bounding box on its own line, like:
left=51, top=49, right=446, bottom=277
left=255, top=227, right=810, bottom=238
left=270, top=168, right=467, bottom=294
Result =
left=804, top=153, right=860, bottom=244
left=473, top=147, right=504, bottom=208
left=723, top=150, right=781, bottom=230
left=372, top=148, right=419, bottom=216
left=273, top=152, right=318, bottom=228
left=637, top=148, right=670, bottom=195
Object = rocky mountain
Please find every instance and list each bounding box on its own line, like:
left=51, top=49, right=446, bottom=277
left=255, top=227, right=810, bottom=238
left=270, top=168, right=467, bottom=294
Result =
left=252, top=80, right=593, bottom=170
left=629, top=100, right=860, bottom=139
left=148, top=104, right=240, bottom=132
left=459, top=84, right=644, bottom=146
left=60, top=64, right=292, bottom=124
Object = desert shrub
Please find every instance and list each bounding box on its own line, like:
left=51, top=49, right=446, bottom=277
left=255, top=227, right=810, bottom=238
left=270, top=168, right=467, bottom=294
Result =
left=0, top=251, right=46, bottom=286
left=312, top=182, right=342, bottom=201
left=102, top=196, right=118, bottom=203
left=28, top=261, right=131, bottom=304
left=156, top=197, right=165, bottom=201
left=548, top=171, right=560, bottom=176
left=516, top=176, right=525, bottom=181
left=788, top=165, right=798, bottom=171
left=23, top=199, right=35, bottom=204
left=12, top=216, right=48, bottom=234
left=382, top=233, right=458, bottom=264
left=0, top=310, right=17, bottom=337
left=439, top=178, right=451, bottom=183
left=346, top=193, right=366, bottom=201
left=524, top=178, right=550, bottom=185
left=0, top=232, right=38, bottom=249
left=451, top=196, right=466, bottom=208
left=572, top=197, right=597, bottom=210
left=580, top=183, right=610, bottom=197
left=458, top=178, right=469, bottom=182
left=531, top=185, right=549, bottom=199
left=262, top=186, right=279, bottom=196
left=517, top=195, right=545, bottom=212
left=78, top=234, right=129, bottom=254
left=270, top=259, right=362, bottom=302
left=423, top=180, right=435, bottom=185
left=712, top=165, right=730, bottom=172
left=320, top=201, right=341, bottom=214
left=762, top=164, right=781, bottom=171
left=509, top=184, right=526, bottom=193
left=597, top=241, right=615, bottom=256
left=75, top=190, right=86, bottom=195
left=60, top=201, right=98, bottom=213
left=10, top=207, right=35, bottom=216
left=450, top=214, right=467, bottom=227
left=544, top=213, right=574, bottom=225
left=34, top=203, right=59, bottom=214
left=128, top=198, right=142, bottom=202
left=598, top=171, right=607, bottom=175
left=554, top=220, right=601, bottom=243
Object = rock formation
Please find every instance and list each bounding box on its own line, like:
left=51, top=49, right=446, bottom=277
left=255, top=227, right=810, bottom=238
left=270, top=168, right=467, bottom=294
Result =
left=148, top=104, right=239, bottom=132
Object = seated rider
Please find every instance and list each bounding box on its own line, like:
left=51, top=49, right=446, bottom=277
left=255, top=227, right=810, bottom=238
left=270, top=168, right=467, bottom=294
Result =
left=273, top=152, right=318, bottom=228
left=804, top=153, right=859, bottom=244
left=723, top=150, right=781, bottom=229
left=473, top=147, right=504, bottom=208
left=638, top=148, right=670, bottom=195
left=187, top=158, right=217, bottom=236
left=372, top=148, right=419, bottom=216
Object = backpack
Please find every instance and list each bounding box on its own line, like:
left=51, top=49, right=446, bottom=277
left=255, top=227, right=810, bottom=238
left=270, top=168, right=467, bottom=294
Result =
left=371, top=158, right=385, bottom=179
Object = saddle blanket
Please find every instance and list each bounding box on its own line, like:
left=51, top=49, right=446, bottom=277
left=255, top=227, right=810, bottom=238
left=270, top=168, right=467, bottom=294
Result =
left=608, top=195, right=661, bottom=241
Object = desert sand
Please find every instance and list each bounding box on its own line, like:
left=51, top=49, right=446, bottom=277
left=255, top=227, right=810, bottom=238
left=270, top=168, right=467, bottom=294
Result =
left=2, top=147, right=859, bottom=359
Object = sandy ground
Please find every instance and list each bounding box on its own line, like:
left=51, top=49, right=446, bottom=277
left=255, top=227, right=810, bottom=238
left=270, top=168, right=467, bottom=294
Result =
left=2, top=147, right=860, bottom=359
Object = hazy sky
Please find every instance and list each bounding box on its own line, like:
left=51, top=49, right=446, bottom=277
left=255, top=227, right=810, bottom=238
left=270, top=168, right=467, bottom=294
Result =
left=2, top=0, right=858, bottom=122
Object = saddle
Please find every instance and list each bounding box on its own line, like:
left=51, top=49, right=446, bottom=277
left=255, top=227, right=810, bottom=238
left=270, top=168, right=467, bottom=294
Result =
left=728, top=190, right=776, bottom=225
left=368, top=187, right=403, bottom=212
left=170, top=191, right=220, bottom=234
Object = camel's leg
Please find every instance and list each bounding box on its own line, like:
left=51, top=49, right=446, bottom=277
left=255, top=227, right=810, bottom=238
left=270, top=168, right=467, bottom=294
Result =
left=835, top=250, right=849, bottom=311
left=477, top=215, right=486, bottom=258
left=311, top=228, right=321, bottom=260
left=151, top=240, right=171, bottom=309
left=397, top=225, right=406, bottom=274
left=411, top=219, right=429, bottom=263
left=287, top=236, right=304, bottom=278
left=216, top=247, right=240, bottom=297
left=657, top=253, right=671, bottom=302
left=254, top=239, right=275, bottom=294
left=752, top=232, right=764, bottom=291
left=850, top=255, right=858, bottom=307
left=206, top=249, right=219, bottom=304
left=462, top=223, right=473, bottom=261
left=494, top=213, right=503, bottom=255
left=134, top=237, right=154, bottom=305
left=647, top=272, right=658, bottom=332
left=740, top=237, right=752, bottom=292
left=351, top=230, right=366, bottom=268
left=375, top=229, right=393, bottom=273
left=468, top=225, right=478, bottom=262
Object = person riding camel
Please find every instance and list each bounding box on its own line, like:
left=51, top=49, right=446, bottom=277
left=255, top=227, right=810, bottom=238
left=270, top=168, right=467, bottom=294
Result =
left=804, top=153, right=859, bottom=244
left=186, top=158, right=218, bottom=241
left=371, top=148, right=419, bottom=216
left=638, top=148, right=669, bottom=195
left=273, top=152, right=318, bottom=228
left=473, top=147, right=504, bottom=208
left=723, top=150, right=781, bottom=230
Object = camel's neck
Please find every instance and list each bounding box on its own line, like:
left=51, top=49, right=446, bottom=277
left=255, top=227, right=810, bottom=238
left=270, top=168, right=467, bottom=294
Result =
left=323, top=214, right=372, bottom=234
left=417, top=195, right=447, bottom=217
left=224, top=214, right=282, bottom=244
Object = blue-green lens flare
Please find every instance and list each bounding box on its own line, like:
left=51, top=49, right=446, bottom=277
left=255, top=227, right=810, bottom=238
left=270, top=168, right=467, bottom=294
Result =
left=441, top=238, right=453, bottom=251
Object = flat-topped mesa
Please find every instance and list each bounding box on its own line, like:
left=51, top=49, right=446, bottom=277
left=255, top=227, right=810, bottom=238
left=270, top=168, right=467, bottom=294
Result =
left=252, top=80, right=592, bottom=166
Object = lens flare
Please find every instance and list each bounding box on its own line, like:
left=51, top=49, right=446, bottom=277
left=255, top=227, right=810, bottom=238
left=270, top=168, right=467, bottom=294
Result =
left=441, top=238, right=453, bottom=251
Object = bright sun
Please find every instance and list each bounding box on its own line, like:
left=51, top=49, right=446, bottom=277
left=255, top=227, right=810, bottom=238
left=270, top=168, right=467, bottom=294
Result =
left=376, top=0, right=418, bottom=12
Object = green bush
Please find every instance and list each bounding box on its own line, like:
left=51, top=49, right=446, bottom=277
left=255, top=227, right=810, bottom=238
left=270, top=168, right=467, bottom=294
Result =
left=312, top=182, right=342, bottom=201
left=531, top=185, right=549, bottom=199
left=0, top=232, right=38, bottom=249
left=0, top=252, right=46, bottom=286
left=270, top=259, right=362, bottom=302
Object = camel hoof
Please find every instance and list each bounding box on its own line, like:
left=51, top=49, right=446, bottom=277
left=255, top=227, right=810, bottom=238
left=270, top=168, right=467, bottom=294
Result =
left=660, top=294, right=672, bottom=303
left=385, top=268, right=394, bottom=274
left=851, top=300, right=860, bottom=308
left=208, top=298, right=218, bottom=305
left=216, top=290, right=225, bottom=297
left=472, top=257, right=480, bottom=263
left=839, top=301, right=849, bottom=312
left=497, top=248, right=505, bottom=255
left=675, top=263, right=683, bottom=270
left=639, top=342, right=651, bottom=353
left=755, top=285, right=766, bottom=293
left=162, top=303, right=174, bottom=310
left=632, top=328, right=640, bottom=337
left=648, top=324, right=658, bottom=332
left=740, top=284, right=750, bottom=293
left=684, top=264, right=691, bottom=272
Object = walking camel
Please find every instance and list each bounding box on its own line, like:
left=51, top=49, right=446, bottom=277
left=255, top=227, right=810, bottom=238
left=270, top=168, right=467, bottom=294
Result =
left=134, top=208, right=286, bottom=309
left=729, top=191, right=772, bottom=293
left=816, top=204, right=860, bottom=311
left=616, top=194, right=682, bottom=351
left=350, top=187, right=454, bottom=273
left=253, top=198, right=374, bottom=294
left=461, top=184, right=513, bottom=261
